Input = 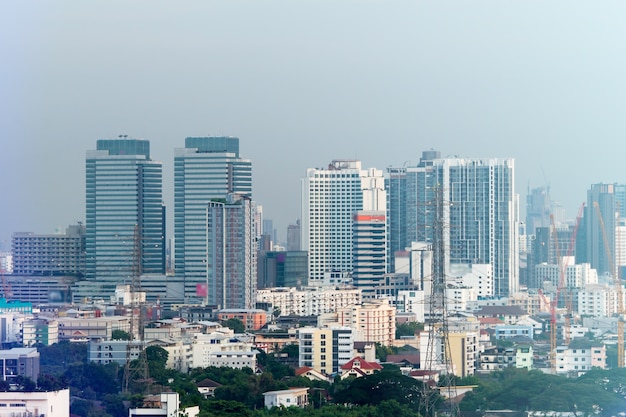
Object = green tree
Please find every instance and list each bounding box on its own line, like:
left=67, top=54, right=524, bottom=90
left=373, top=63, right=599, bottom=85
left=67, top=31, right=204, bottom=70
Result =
left=111, top=329, right=132, bottom=341
left=395, top=322, right=423, bottom=339
left=222, top=318, right=245, bottom=333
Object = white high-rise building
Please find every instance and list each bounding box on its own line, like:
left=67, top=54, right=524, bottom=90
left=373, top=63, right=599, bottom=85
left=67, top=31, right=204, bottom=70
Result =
left=301, top=160, right=386, bottom=286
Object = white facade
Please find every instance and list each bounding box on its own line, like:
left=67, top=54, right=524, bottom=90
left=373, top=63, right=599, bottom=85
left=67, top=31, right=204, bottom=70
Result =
left=577, top=283, right=623, bottom=317
left=0, top=253, right=12, bottom=274
left=263, top=387, right=309, bottom=409
left=449, top=264, right=494, bottom=298
left=445, top=283, right=476, bottom=313
left=535, top=259, right=598, bottom=289
left=256, top=286, right=361, bottom=316
left=191, top=330, right=256, bottom=370
left=390, top=289, right=425, bottom=321
left=0, top=389, right=69, bottom=417
left=129, top=392, right=199, bottom=417
left=555, top=344, right=607, bottom=375
left=301, top=160, right=386, bottom=286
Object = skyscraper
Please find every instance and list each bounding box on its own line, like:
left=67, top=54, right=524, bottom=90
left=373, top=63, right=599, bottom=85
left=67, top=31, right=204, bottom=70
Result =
left=525, top=186, right=551, bottom=236
left=580, top=183, right=626, bottom=276
left=85, top=138, right=165, bottom=288
left=301, top=160, right=386, bottom=286
left=352, top=211, right=387, bottom=298
left=206, top=194, right=256, bottom=309
left=388, top=151, right=519, bottom=297
left=174, top=137, right=252, bottom=302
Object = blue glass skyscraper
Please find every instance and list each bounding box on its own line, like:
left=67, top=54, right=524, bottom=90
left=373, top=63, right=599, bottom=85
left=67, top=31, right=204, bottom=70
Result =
left=85, top=138, right=165, bottom=288
left=174, top=137, right=252, bottom=303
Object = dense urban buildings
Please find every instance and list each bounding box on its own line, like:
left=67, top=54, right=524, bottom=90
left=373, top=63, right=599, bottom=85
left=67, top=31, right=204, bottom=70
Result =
left=85, top=138, right=165, bottom=294
left=301, top=160, right=386, bottom=286
left=174, top=136, right=252, bottom=303
left=387, top=150, right=519, bottom=297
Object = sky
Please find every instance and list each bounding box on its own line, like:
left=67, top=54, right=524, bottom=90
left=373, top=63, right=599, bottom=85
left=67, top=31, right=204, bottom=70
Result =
left=2, top=1, right=626, bottom=249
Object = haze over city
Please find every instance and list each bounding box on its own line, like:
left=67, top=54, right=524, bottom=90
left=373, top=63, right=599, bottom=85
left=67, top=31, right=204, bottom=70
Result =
left=3, top=1, right=626, bottom=246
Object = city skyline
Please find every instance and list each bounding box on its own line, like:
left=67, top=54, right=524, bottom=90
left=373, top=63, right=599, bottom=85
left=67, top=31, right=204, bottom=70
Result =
left=4, top=1, right=626, bottom=247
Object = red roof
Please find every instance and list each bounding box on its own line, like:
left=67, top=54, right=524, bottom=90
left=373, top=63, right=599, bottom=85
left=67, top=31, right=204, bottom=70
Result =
left=479, top=317, right=503, bottom=325
left=295, top=366, right=314, bottom=376
left=340, top=357, right=383, bottom=371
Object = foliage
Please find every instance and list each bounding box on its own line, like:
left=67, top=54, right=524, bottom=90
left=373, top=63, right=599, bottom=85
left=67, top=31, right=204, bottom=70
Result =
left=459, top=367, right=626, bottom=416
left=222, top=318, right=245, bottom=333
left=395, top=321, right=423, bottom=339
left=332, top=367, right=432, bottom=415
left=37, top=373, right=68, bottom=391
left=63, top=362, right=120, bottom=396
left=279, top=343, right=300, bottom=358
left=38, top=340, right=88, bottom=375
left=374, top=343, right=397, bottom=361
left=111, top=330, right=132, bottom=341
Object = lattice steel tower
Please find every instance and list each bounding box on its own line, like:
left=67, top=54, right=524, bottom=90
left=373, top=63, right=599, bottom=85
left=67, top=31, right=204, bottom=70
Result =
left=420, top=188, right=459, bottom=417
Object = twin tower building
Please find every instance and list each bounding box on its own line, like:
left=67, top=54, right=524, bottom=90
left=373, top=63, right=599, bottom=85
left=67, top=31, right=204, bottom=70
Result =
left=84, top=137, right=518, bottom=309
left=84, top=137, right=253, bottom=309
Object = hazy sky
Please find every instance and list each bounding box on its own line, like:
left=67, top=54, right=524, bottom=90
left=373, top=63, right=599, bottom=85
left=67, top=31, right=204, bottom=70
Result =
left=2, top=1, right=626, bottom=249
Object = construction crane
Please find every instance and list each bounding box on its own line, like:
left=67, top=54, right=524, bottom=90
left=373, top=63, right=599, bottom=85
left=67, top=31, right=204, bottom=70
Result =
left=563, top=205, right=584, bottom=345
left=593, top=201, right=624, bottom=368
left=548, top=204, right=584, bottom=372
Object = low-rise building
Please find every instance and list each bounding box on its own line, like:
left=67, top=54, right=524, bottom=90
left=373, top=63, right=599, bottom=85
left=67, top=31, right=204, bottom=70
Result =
left=263, top=387, right=309, bottom=409
left=191, top=330, right=257, bottom=370
left=0, top=348, right=39, bottom=383
left=515, top=344, right=533, bottom=369
left=495, top=325, right=534, bottom=341
left=555, top=342, right=607, bottom=376
left=256, top=286, right=361, bottom=317
left=129, top=392, right=199, bottom=417
left=21, top=318, right=59, bottom=347
left=217, top=309, right=267, bottom=331
left=88, top=340, right=144, bottom=366
left=340, top=357, right=383, bottom=379
left=0, top=388, right=69, bottom=417
left=477, top=346, right=516, bottom=373
left=196, top=378, right=222, bottom=398
left=56, top=316, right=130, bottom=340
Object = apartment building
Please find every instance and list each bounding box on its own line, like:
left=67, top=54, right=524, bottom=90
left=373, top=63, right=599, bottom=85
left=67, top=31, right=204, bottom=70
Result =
left=336, top=299, right=395, bottom=346
left=297, top=326, right=354, bottom=375
left=256, top=286, right=361, bottom=317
